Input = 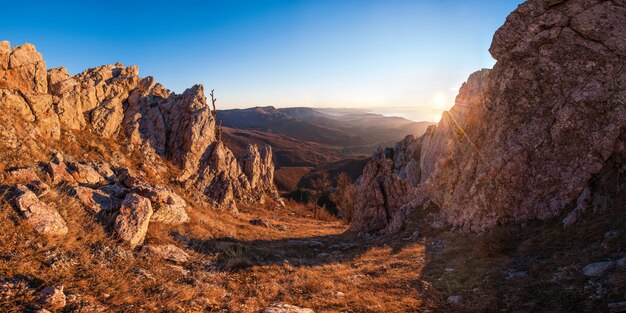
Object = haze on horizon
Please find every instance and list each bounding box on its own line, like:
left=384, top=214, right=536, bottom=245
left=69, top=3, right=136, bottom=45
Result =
left=2, top=0, right=523, bottom=122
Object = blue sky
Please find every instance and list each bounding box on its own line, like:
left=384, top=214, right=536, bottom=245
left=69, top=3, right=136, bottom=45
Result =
left=1, top=0, right=523, bottom=121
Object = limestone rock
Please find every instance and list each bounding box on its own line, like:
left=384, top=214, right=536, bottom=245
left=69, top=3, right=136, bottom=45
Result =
left=114, top=193, right=153, bottom=248
left=350, top=149, right=419, bottom=233
left=68, top=162, right=105, bottom=185
left=140, top=244, right=190, bottom=263
left=131, top=183, right=189, bottom=225
left=37, top=286, right=66, bottom=310
left=262, top=304, right=315, bottom=313
left=73, top=186, right=122, bottom=214
left=240, top=144, right=277, bottom=195
left=13, top=185, right=68, bottom=236
left=0, top=41, right=10, bottom=84
left=51, top=63, right=140, bottom=130
left=353, top=0, right=626, bottom=231
left=46, top=153, right=76, bottom=186
left=0, top=41, right=281, bottom=213
left=190, top=141, right=250, bottom=211
left=0, top=89, right=35, bottom=122
left=2, top=43, right=48, bottom=94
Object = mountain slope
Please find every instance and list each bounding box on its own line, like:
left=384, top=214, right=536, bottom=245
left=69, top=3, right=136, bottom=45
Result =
left=218, top=106, right=433, bottom=192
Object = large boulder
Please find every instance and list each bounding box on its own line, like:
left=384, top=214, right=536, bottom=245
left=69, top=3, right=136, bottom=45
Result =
left=130, top=183, right=189, bottom=225
left=114, top=193, right=153, bottom=248
left=13, top=185, right=68, bottom=236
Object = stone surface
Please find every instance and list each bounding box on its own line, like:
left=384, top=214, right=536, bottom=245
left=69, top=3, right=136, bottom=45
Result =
left=190, top=141, right=251, bottom=211
left=581, top=261, right=615, bottom=277
left=47, top=153, right=76, bottom=186
left=0, top=41, right=281, bottom=212
left=262, top=304, right=315, bottom=313
left=350, top=148, right=423, bottom=233
left=68, top=162, right=105, bottom=185
left=353, top=0, right=626, bottom=231
left=131, top=183, right=189, bottom=225
left=37, top=286, right=66, bottom=310
left=73, top=186, right=121, bottom=214
left=1, top=43, right=48, bottom=94
left=140, top=244, right=190, bottom=263
left=114, top=193, right=153, bottom=248
left=13, top=185, right=68, bottom=236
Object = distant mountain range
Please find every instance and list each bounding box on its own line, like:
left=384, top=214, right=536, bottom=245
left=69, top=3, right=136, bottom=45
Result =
left=218, top=106, right=433, bottom=191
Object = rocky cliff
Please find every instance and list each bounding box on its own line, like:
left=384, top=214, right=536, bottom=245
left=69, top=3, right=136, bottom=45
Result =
left=352, top=0, right=626, bottom=232
left=0, top=40, right=281, bottom=222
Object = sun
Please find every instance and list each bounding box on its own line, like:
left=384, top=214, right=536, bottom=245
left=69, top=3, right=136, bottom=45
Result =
left=432, top=92, right=448, bottom=109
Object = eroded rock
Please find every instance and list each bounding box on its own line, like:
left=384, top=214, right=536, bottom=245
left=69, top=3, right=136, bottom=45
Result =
left=37, top=286, right=66, bottom=310
left=114, top=193, right=153, bottom=248
left=13, top=185, right=68, bottom=236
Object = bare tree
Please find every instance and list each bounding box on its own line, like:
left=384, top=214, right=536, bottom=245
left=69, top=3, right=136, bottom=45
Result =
left=210, top=89, right=223, bottom=141
left=310, top=173, right=331, bottom=219
left=330, top=172, right=357, bottom=223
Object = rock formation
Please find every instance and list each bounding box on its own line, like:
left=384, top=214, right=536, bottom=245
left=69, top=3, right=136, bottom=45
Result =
left=13, top=184, right=68, bottom=236
left=0, top=40, right=281, bottom=216
left=352, top=0, right=626, bottom=232
left=114, top=193, right=153, bottom=249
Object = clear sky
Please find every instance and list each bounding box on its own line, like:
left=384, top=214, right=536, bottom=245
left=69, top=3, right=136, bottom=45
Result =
left=2, top=0, right=523, bottom=121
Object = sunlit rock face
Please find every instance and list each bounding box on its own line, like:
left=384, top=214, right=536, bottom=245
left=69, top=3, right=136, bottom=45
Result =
left=0, top=41, right=281, bottom=210
left=353, top=0, right=626, bottom=232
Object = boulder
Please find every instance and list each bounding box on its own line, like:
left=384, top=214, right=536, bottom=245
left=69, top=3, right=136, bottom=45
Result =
left=47, top=153, right=76, bottom=186
left=13, top=185, right=68, bottom=236
left=131, top=183, right=189, bottom=225
left=37, top=286, right=66, bottom=310
left=68, top=162, right=105, bottom=185
left=114, top=193, right=153, bottom=248
left=139, top=244, right=190, bottom=263
left=73, top=186, right=122, bottom=214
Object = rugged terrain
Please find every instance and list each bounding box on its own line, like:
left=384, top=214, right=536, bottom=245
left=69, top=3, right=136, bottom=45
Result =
left=1, top=0, right=625, bottom=312
left=219, top=106, right=432, bottom=192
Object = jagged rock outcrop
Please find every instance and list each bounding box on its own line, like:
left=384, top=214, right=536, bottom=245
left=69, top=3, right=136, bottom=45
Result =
left=353, top=0, right=626, bottom=232
left=351, top=149, right=418, bottom=233
left=189, top=141, right=251, bottom=211
left=0, top=40, right=282, bottom=212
